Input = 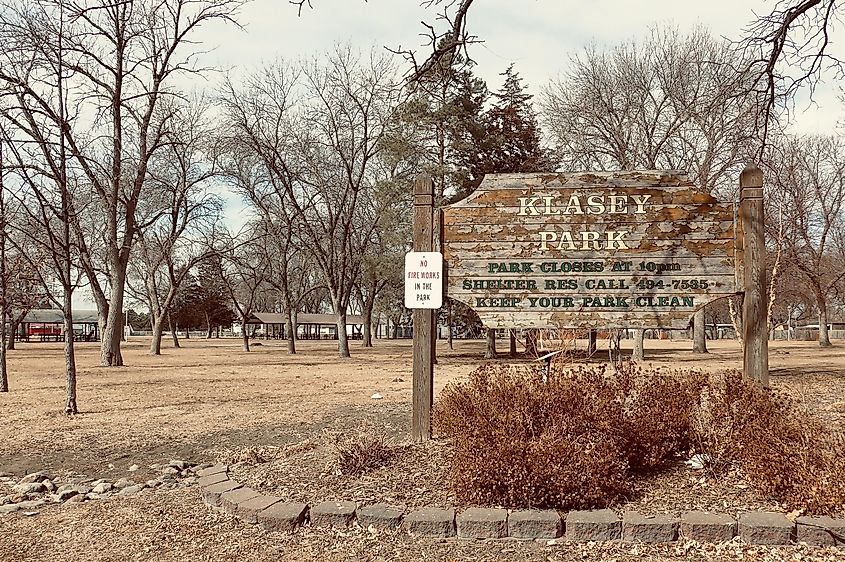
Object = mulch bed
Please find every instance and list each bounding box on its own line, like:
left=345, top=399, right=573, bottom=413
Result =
left=225, top=366, right=845, bottom=519
left=224, top=435, right=786, bottom=516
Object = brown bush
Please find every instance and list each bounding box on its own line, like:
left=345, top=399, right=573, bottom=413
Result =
left=620, top=365, right=706, bottom=472
left=696, top=371, right=845, bottom=514
left=435, top=363, right=702, bottom=509
left=437, top=364, right=845, bottom=514
left=332, top=428, right=394, bottom=476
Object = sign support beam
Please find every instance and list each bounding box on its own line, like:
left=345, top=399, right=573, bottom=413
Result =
left=740, top=164, right=769, bottom=386
left=412, top=174, right=436, bottom=442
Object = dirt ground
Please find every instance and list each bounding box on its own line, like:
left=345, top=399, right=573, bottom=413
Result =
left=2, top=335, right=845, bottom=561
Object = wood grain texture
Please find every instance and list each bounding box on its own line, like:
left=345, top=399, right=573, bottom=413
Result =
left=740, top=165, right=768, bottom=385
left=412, top=175, right=435, bottom=442
left=442, top=171, right=737, bottom=329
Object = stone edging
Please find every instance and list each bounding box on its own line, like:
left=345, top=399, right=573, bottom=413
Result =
left=199, top=466, right=845, bottom=547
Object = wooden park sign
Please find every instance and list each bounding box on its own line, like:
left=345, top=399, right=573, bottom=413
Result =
left=442, top=171, right=736, bottom=329
left=410, top=168, right=768, bottom=441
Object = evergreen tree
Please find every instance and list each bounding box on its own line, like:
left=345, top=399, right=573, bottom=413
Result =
left=174, top=256, right=235, bottom=335
left=482, top=64, right=555, bottom=176
left=446, top=66, right=490, bottom=201
left=448, top=64, right=555, bottom=201
left=394, top=39, right=490, bottom=204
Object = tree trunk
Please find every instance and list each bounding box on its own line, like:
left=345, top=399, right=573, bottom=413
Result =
left=150, top=314, right=164, bottom=355
left=286, top=310, right=297, bottom=354
left=484, top=328, right=496, bottom=359
left=95, top=306, right=108, bottom=354
left=62, top=291, right=78, bottom=415
left=100, top=271, right=125, bottom=366
left=336, top=310, right=350, bottom=358
left=99, top=268, right=126, bottom=366
left=0, top=303, right=7, bottom=392
left=524, top=328, right=538, bottom=356
left=205, top=311, right=212, bottom=338
left=608, top=329, right=623, bottom=365
left=447, top=300, right=454, bottom=350
left=692, top=308, right=708, bottom=353
left=632, top=329, right=644, bottom=361
left=509, top=329, right=517, bottom=358
left=185, top=327, right=190, bottom=339
left=7, top=313, right=21, bottom=350
left=241, top=315, right=250, bottom=352
left=168, top=312, right=181, bottom=348
left=362, top=299, right=374, bottom=348
left=729, top=295, right=743, bottom=342
left=588, top=329, right=598, bottom=355
left=819, top=306, right=832, bottom=347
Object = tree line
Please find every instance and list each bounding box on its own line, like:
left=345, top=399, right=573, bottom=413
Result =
left=0, top=1, right=843, bottom=413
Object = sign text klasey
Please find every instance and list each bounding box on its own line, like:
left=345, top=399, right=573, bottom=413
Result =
left=404, top=252, right=443, bottom=309
left=441, top=171, right=737, bottom=329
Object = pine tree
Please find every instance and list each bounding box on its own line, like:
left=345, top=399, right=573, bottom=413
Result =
left=393, top=39, right=490, bottom=204
left=446, top=66, right=490, bottom=201
left=483, top=64, right=555, bottom=175
left=448, top=64, right=555, bottom=201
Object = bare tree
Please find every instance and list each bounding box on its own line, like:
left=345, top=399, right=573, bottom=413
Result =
left=0, top=0, right=242, bottom=366
left=541, top=25, right=759, bottom=357
left=0, top=140, right=8, bottom=392
left=296, top=48, right=406, bottom=357
left=216, top=68, right=309, bottom=355
left=0, top=43, right=81, bottom=413
left=3, top=251, right=46, bottom=351
left=356, top=223, right=406, bottom=348
left=220, top=48, right=404, bottom=358
left=767, top=135, right=845, bottom=347
left=250, top=214, right=317, bottom=353
left=221, top=231, right=269, bottom=352
left=132, top=101, right=223, bottom=355
left=738, top=0, right=843, bottom=156
left=293, top=0, right=478, bottom=87
left=392, top=0, right=478, bottom=86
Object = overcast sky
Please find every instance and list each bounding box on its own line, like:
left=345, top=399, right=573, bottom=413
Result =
left=196, top=0, right=843, bottom=134
left=180, top=0, right=844, bottom=238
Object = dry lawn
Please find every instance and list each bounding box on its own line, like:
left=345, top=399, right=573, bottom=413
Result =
left=1, top=336, right=845, bottom=561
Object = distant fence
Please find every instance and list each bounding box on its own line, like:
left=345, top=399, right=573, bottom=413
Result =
left=122, top=327, right=844, bottom=342
left=771, top=329, right=845, bottom=341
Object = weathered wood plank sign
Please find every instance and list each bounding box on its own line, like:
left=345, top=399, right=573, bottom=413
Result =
left=441, top=171, right=737, bottom=329
left=411, top=168, right=768, bottom=442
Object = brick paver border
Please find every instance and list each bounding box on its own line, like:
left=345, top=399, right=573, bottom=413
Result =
left=200, top=468, right=843, bottom=547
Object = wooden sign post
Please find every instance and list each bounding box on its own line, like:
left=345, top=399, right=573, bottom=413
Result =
left=412, top=175, right=436, bottom=442
left=739, top=165, right=769, bottom=386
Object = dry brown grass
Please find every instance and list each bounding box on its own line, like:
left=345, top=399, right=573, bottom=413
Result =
left=1, top=337, right=845, bottom=561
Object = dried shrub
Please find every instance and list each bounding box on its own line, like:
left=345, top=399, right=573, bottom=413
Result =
left=435, top=363, right=706, bottom=509
left=332, top=429, right=394, bottom=476
left=438, top=363, right=628, bottom=508
left=438, top=363, right=845, bottom=514
left=696, top=371, right=845, bottom=514
left=620, top=365, right=707, bottom=473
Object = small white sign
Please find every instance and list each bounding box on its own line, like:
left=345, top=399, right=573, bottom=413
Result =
left=404, top=252, right=443, bottom=309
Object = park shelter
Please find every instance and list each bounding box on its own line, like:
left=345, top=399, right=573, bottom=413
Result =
left=242, top=312, right=366, bottom=340
left=17, top=309, right=100, bottom=342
